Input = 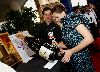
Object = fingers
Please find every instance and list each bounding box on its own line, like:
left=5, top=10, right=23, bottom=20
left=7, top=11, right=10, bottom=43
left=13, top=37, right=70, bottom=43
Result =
left=61, top=55, right=70, bottom=63
left=16, top=33, right=23, bottom=38
left=52, top=41, right=58, bottom=46
left=61, top=50, right=72, bottom=63
left=59, top=49, right=64, bottom=54
left=16, top=32, right=25, bottom=40
left=58, top=44, right=67, bottom=49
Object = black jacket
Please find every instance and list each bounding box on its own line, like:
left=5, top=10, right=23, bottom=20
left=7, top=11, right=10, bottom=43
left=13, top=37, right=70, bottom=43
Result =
left=38, top=21, right=62, bottom=44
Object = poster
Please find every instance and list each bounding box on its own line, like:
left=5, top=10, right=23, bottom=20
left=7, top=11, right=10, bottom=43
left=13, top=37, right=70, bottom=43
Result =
left=0, top=32, right=22, bottom=64
left=9, top=31, right=35, bottom=63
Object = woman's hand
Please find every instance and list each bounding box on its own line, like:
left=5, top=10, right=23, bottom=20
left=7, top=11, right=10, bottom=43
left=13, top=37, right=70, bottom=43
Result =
left=61, top=49, right=74, bottom=63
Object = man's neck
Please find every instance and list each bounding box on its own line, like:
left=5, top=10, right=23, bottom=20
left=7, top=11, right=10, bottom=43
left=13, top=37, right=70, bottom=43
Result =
left=46, top=21, right=52, bottom=25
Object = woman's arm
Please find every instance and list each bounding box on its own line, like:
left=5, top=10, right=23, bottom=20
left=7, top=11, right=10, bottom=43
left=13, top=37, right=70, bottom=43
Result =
left=69, top=24, right=94, bottom=53
left=61, top=24, right=94, bottom=63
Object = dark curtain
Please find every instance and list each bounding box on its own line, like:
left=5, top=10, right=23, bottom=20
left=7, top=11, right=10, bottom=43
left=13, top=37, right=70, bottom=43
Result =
left=87, top=0, right=96, bottom=4
left=60, top=0, right=72, bottom=13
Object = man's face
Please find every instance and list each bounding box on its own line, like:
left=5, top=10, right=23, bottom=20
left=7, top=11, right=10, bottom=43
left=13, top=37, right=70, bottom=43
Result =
left=43, top=10, right=52, bottom=22
left=85, top=7, right=90, bottom=12
left=89, top=4, right=94, bottom=9
left=75, top=9, right=81, bottom=15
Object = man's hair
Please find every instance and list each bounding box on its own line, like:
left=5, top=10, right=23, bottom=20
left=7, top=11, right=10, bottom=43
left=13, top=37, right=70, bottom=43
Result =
left=42, top=7, right=52, bottom=15
left=52, top=4, right=66, bottom=13
left=72, top=6, right=80, bottom=12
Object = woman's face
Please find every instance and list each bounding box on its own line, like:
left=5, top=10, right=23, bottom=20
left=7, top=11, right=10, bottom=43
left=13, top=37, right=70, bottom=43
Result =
left=53, top=12, right=65, bottom=23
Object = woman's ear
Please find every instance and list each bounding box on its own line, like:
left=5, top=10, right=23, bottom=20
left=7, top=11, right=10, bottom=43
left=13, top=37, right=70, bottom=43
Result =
left=61, top=11, right=66, bottom=18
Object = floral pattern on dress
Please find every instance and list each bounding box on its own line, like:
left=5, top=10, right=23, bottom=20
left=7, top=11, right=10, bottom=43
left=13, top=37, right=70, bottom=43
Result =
left=61, top=12, right=95, bottom=72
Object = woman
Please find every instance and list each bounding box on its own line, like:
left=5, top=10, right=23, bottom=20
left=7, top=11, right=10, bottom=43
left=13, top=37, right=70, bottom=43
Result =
left=52, top=4, right=95, bottom=72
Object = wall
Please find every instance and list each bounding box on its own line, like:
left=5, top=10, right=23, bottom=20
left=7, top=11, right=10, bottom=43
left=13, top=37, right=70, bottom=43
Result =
left=0, top=0, right=28, bottom=22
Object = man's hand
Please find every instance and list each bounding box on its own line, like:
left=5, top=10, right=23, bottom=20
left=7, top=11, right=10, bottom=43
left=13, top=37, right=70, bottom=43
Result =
left=57, top=43, right=67, bottom=49
left=52, top=41, right=67, bottom=49
left=16, top=31, right=26, bottom=40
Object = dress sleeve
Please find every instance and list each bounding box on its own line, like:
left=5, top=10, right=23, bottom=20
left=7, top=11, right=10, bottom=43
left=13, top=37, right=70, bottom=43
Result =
left=70, top=16, right=82, bottom=29
left=80, top=14, right=90, bottom=30
left=62, top=16, right=81, bottom=29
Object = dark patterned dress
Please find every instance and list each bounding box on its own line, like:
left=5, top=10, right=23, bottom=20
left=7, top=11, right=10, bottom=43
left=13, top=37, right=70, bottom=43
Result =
left=61, top=12, right=95, bottom=72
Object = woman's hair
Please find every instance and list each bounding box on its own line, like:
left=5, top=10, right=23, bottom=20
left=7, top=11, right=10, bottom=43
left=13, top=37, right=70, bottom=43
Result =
left=52, top=4, right=66, bottom=13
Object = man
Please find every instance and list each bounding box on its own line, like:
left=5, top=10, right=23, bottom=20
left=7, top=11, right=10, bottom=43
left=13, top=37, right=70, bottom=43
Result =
left=84, top=5, right=97, bottom=38
left=16, top=7, right=62, bottom=44
left=72, top=6, right=90, bottom=30
left=16, top=7, right=64, bottom=53
left=38, top=7, right=62, bottom=44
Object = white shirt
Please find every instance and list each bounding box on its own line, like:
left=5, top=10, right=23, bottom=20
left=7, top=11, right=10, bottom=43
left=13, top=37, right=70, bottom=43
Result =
left=84, top=11, right=97, bottom=25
